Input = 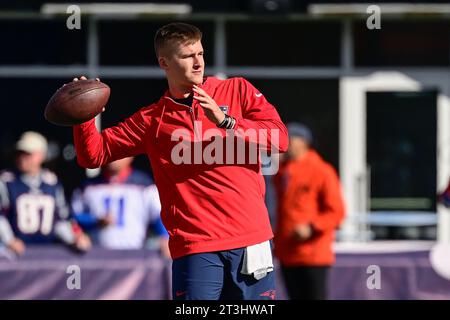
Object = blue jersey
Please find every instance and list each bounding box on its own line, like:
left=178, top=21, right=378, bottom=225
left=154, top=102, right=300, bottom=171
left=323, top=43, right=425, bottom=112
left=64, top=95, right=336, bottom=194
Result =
left=72, top=169, right=167, bottom=249
left=0, top=169, right=71, bottom=244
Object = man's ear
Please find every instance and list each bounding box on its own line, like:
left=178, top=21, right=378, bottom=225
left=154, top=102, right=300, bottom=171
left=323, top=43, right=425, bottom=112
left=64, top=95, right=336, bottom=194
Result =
left=158, top=56, right=169, bottom=70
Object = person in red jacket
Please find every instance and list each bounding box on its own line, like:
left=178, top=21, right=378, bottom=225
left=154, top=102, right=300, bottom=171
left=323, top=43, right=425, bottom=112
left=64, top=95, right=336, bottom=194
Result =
left=71, top=22, right=288, bottom=300
left=273, top=123, right=345, bottom=300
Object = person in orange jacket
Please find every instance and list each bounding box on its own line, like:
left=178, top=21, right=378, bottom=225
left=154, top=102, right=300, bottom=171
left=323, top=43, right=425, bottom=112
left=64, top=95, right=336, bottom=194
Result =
left=273, top=123, right=346, bottom=300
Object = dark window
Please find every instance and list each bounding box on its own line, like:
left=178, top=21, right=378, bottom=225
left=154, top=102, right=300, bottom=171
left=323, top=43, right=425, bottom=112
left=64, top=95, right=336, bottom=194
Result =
left=99, top=20, right=215, bottom=66
left=227, top=21, right=341, bottom=66
left=0, top=19, right=86, bottom=65
left=354, top=21, right=450, bottom=66
left=367, top=90, right=437, bottom=212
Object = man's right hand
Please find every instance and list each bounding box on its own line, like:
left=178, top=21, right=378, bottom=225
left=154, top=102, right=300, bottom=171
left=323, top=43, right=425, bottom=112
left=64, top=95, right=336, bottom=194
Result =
left=73, top=75, right=101, bottom=81
left=72, top=76, right=105, bottom=112
left=74, top=233, right=92, bottom=252
left=97, top=213, right=115, bottom=228
left=7, top=238, right=25, bottom=256
left=291, top=223, right=313, bottom=242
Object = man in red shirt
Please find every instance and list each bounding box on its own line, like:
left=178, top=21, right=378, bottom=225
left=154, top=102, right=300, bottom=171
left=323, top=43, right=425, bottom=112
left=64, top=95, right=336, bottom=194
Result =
left=273, top=123, right=345, bottom=300
left=71, top=22, right=288, bottom=300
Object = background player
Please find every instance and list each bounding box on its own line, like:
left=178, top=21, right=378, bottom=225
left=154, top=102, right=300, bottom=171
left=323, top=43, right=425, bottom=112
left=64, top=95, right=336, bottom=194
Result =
left=0, top=131, right=91, bottom=254
left=273, top=123, right=345, bottom=299
left=71, top=156, right=169, bottom=256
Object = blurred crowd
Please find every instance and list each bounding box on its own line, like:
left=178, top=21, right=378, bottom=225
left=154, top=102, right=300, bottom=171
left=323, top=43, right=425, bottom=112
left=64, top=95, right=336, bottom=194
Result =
left=0, top=131, right=170, bottom=258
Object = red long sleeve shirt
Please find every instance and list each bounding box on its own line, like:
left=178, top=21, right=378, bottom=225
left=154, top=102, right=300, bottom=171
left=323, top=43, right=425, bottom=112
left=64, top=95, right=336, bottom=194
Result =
left=74, top=76, right=288, bottom=259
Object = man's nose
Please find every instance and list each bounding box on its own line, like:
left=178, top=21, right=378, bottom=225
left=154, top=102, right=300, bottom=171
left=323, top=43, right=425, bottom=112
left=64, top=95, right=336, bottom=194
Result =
left=193, top=55, right=202, bottom=67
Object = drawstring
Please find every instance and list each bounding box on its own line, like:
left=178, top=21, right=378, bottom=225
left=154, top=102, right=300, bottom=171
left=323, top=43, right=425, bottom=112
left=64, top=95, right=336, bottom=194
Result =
left=156, top=104, right=166, bottom=139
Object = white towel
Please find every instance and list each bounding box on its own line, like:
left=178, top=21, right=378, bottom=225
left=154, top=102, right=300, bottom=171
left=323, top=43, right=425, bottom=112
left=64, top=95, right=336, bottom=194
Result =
left=241, top=240, right=274, bottom=280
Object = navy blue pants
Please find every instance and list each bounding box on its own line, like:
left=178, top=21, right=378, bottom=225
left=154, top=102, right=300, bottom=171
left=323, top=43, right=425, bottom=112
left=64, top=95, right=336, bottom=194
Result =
left=172, top=248, right=276, bottom=300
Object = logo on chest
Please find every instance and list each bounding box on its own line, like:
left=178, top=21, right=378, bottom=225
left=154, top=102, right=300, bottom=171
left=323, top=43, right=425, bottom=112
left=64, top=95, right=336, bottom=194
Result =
left=219, top=106, right=229, bottom=115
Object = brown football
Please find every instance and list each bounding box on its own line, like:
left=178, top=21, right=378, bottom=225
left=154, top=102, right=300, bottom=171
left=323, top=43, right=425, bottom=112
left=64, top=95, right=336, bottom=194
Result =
left=44, top=79, right=110, bottom=126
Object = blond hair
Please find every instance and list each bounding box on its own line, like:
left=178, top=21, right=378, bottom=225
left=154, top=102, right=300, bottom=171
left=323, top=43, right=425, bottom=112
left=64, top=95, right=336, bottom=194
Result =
left=154, top=22, right=202, bottom=57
